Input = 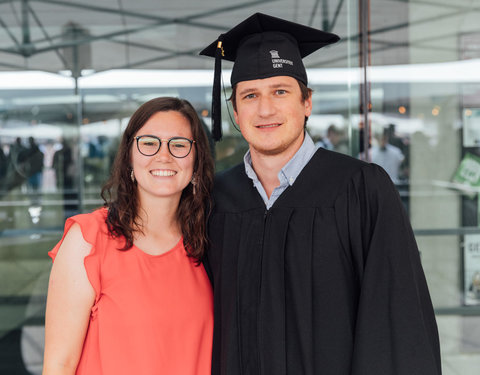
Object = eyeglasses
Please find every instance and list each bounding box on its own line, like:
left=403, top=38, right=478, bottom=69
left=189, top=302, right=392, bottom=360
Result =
left=135, top=135, right=195, bottom=158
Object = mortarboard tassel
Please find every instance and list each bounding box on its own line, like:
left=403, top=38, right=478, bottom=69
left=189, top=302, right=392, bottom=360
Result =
left=212, top=35, right=224, bottom=142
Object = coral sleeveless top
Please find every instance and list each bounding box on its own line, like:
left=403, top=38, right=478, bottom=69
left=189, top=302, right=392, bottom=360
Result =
left=49, top=208, right=213, bottom=375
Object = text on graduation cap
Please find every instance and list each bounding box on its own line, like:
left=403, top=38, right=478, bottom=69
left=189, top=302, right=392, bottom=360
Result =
left=269, top=50, right=293, bottom=69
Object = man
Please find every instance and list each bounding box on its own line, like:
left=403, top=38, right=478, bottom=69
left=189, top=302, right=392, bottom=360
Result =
left=370, top=128, right=405, bottom=184
left=320, top=124, right=349, bottom=154
left=201, top=13, right=441, bottom=375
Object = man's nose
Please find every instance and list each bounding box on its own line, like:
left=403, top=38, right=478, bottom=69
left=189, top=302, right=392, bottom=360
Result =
left=257, top=96, right=275, bottom=117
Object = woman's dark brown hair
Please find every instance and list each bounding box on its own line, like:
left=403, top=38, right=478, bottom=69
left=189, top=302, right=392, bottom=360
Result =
left=101, top=97, right=215, bottom=262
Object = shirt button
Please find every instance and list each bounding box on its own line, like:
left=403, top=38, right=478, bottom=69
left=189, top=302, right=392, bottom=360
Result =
left=289, top=177, right=294, bottom=184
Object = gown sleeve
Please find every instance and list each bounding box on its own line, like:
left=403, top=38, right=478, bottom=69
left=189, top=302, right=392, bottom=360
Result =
left=335, top=163, right=442, bottom=375
left=48, top=209, right=105, bottom=302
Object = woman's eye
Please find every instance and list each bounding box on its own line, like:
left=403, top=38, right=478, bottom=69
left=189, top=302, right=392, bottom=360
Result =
left=139, top=137, right=159, bottom=148
left=171, top=142, right=187, bottom=149
left=142, top=141, right=156, bottom=147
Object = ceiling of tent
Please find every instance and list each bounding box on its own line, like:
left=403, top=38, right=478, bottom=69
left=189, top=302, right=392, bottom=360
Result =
left=0, top=0, right=386, bottom=76
left=0, top=0, right=476, bottom=75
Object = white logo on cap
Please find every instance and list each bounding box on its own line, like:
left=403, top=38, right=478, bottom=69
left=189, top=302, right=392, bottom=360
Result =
left=270, top=50, right=280, bottom=59
left=269, top=50, right=293, bottom=69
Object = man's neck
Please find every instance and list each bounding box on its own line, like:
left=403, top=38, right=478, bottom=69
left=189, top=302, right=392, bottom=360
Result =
left=249, top=145, right=300, bottom=199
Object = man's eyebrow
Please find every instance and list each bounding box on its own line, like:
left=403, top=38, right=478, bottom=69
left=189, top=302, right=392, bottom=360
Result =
left=237, top=87, right=257, bottom=97
left=238, top=82, right=295, bottom=96
left=269, top=82, right=295, bottom=89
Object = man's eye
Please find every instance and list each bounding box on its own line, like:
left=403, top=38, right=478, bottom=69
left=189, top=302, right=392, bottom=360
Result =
left=244, top=93, right=256, bottom=99
left=276, top=89, right=287, bottom=95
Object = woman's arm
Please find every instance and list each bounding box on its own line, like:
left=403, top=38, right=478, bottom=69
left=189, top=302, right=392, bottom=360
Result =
left=43, top=223, right=96, bottom=375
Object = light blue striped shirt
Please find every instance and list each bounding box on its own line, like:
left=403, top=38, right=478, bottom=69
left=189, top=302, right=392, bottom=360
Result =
left=244, top=132, right=318, bottom=210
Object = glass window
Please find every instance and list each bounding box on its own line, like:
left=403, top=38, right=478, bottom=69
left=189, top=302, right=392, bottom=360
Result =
left=369, top=0, right=480, bottom=370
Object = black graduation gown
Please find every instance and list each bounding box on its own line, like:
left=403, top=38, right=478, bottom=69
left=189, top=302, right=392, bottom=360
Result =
left=205, top=148, right=441, bottom=375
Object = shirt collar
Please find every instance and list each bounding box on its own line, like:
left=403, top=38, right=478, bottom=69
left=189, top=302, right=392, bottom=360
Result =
left=244, top=132, right=317, bottom=187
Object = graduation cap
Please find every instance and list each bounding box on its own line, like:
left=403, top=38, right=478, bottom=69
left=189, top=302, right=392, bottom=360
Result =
left=200, top=12, right=340, bottom=141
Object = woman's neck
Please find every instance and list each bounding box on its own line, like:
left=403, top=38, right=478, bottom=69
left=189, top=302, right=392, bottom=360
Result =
left=133, top=194, right=183, bottom=255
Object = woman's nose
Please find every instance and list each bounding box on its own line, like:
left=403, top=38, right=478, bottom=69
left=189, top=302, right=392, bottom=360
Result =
left=155, top=142, right=172, bottom=160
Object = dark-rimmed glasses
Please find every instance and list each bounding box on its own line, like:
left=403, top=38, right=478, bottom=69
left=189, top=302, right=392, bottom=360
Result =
left=135, top=135, right=195, bottom=158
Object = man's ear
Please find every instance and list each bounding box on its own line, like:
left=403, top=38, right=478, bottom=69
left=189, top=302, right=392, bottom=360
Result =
left=233, top=109, right=239, bottom=124
left=304, top=93, right=313, bottom=117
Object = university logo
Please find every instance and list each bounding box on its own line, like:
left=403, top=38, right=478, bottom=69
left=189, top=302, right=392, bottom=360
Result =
left=270, top=49, right=294, bottom=69
left=269, top=50, right=280, bottom=59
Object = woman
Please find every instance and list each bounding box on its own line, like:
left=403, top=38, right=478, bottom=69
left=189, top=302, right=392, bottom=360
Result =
left=43, top=97, right=215, bottom=375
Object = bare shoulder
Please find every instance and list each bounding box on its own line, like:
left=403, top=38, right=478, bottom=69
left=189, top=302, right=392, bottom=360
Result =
left=48, top=222, right=96, bottom=303
left=54, top=222, right=93, bottom=265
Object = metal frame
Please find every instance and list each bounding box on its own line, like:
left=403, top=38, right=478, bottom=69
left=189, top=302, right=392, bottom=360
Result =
left=0, top=0, right=279, bottom=71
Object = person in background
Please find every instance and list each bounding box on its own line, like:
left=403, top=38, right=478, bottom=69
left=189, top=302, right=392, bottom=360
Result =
left=0, top=141, right=7, bottom=192
left=201, top=13, right=441, bottom=375
left=25, top=136, right=44, bottom=194
left=316, top=124, right=349, bottom=154
left=371, top=128, right=405, bottom=184
left=7, top=137, right=28, bottom=191
left=53, top=138, right=78, bottom=220
left=43, top=97, right=214, bottom=375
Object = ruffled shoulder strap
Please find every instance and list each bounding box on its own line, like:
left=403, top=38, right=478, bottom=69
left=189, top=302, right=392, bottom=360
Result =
left=48, top=207, right=109, bottom=300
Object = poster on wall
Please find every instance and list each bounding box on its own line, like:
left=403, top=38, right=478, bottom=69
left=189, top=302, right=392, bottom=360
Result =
left=451, top=153, right=480, bottom=199
left=464, top=234, right=480, bottom=306
left=463, top=108, right=480, bottom=148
